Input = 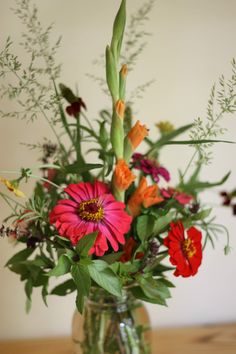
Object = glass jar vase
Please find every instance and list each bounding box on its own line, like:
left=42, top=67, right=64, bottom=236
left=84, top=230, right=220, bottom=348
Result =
left=72, top=288, right=151, bottom=354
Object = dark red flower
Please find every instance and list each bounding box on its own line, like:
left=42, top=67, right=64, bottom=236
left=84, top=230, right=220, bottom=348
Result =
left=132, top=153, right=170, bottom=183
left=163, top=221, right=202, bottom=277
left=119, top=237, right=144, bottom=263
left=161, top=187, right=193, bottom=205
left=220, top=191, right=231, bottom=206
left=232, top=204, right=236, bottom=215
left=66, top=98, right=86, bottom=117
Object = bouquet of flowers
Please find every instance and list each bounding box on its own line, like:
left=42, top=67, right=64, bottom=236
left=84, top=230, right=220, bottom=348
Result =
left=0, top=0, right=235, bottom=352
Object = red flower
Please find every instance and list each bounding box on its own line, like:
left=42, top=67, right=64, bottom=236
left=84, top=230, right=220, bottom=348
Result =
left=164, top=221, right=202, bottom=277
left=119, top=237, right=144, bottom=263
left=49, top=181, right=132, bottom=256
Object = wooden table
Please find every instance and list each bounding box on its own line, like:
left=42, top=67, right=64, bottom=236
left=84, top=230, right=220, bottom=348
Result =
left=0, top=323, right=235, bottom=354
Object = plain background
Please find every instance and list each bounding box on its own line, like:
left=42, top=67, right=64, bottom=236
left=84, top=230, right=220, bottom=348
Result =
left=0, top=0, right=236, bottom=339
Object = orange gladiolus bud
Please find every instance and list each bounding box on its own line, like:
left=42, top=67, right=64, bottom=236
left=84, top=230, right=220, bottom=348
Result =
left=115, top=99, right=125, bottom=119
left=120, top=64, right=128, bottom=78
left=114, top=159, right=136, bottom=191
left=127, top=177, right=163, bottom=217
left=127, top=120, right=148, bottom=150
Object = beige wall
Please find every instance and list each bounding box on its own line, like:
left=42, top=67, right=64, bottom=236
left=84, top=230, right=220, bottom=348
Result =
left=0, top=0, right=236, bottom=339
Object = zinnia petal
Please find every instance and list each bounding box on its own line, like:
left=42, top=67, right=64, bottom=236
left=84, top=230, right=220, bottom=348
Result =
left=50, top=181, right=132, bottom=256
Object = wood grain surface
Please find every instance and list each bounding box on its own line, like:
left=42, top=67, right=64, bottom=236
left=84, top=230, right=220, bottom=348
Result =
left=0, top=323, right=235, bottom=354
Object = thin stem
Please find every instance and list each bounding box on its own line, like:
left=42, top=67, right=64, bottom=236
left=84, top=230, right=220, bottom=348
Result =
left=182, top=110, right=225, bottom=180
left=0, top=193, right=16, bottom=212
left=81, top=111, right=95, bottom=132
left=4, top=61, right=68, bottom=160
left=30, top=174, right=61, bottom=189
left=0, top=191, right=25, bottom=208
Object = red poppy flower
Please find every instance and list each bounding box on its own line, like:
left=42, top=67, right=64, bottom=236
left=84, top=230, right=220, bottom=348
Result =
left=163, top=221, right=202, bottom=277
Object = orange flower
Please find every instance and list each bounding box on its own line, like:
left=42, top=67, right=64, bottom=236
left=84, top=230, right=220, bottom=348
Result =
left=115, top=99, right=125, bottom=119
left=128, top=177, right=163, bottom=217
left=114, top=159, right=136, bottom=191
left=127, top=120, right=148, bottom=150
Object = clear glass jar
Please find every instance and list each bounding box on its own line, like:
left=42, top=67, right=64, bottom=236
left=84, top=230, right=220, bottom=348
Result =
left=72, top=288, right=151, bottom=354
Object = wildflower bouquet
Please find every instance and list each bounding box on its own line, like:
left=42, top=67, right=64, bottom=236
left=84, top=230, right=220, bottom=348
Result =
left=0, top=0, right=235, bottom=352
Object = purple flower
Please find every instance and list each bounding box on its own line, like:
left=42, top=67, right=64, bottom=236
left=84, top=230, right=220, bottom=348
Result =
left=132, top=153, right=170, bottom=183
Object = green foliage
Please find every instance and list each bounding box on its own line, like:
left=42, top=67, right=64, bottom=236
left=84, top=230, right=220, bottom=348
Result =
left=131, top=275, right=173, bottom=306
left=75, top=232, right=98, bottom=258
left=71, top=264, right=91, bottom=313
left=88, top=260, right=122, bottom=297
left=146, top=123, right=193, bottom=155
left=5, top=247, right=34, bottom=267
left=179, top=171, right=231, bottom=196
left=48, top=254, right=71, bottom=277
left=51, top=279, right=76, bottom=296
left=64, top=163, right=103, bottom=174
left=136, top=215, right=155, bottom=241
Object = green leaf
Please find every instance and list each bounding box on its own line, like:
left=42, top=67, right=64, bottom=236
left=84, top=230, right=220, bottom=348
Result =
left=111, top=0, right=126, bottom=59
left=42, top=281, right=49, bottom=307
left=162, top=139, right=235, bottom=146
left=64, top=162, right=103, bottom=174
left=137, top=215, right=155, bottom=241
left=48, top=254, right=71, bottom=277
left=51, top=279, right=76, bottom=296
left=25, top=278, right=33, bottom=301
left=130, top=286, right=167, bottom=306
left=188, top=163, right=202, bottom=184
left=88, top=260, right=122, bottom=297
left=75, top=232, right=98, bottom=257
left=147, top=124, right=193, bottom=151
left=71, top=264, right=91, bottom=297
left=5, top=247, right=34, bottom=267
left=190, top=208, right=212, bottom=221
left=75, top=293, right=85, bottom=315
left=144, top=253, right=168, bottom=273
left=99, top=121, right=109, bottom=148
left=158, top=278, right=175, bottom=288
left=71, top=264, right=91, bottom=314
left=25, top=298, right=32, bottom=314
left=153, top=211, right=176, bottom=234
left=106, top=46, right=119, bottom=101
left=137, top=276, right=171, bottom=303
left=180, top=171, right=231, bottom=194
left=101, top=252, right=124, bottom=264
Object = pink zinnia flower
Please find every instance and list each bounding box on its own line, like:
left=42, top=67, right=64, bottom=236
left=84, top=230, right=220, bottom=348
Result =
left=161, top=187, right=193, bottom=205
left=49, top=181, right=132, bottom=256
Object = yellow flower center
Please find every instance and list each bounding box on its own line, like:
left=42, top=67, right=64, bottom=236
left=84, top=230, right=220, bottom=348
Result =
left=182, top=238, right=196, bottom=259
left=78, top=198, right=104, bottom=222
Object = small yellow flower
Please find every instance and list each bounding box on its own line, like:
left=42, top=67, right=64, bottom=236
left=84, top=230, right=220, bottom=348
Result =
left=156, top=121, right=174, bottom=134
left=0, top=177, right=26, bottom=198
